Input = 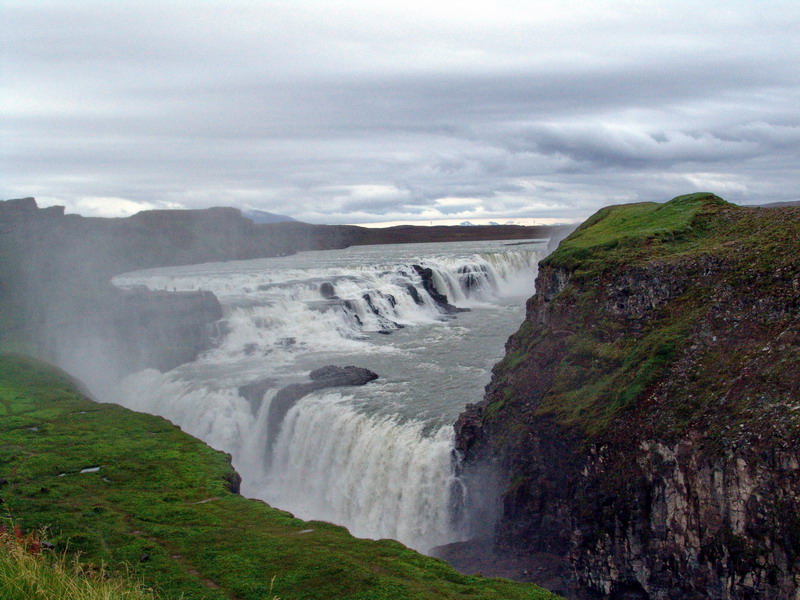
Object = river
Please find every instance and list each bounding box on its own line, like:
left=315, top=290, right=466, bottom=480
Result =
left=111, top=238, right=547, bottom=552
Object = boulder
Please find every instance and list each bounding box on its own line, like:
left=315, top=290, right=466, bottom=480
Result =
left=320, top=282, right=337, bottom=299
left=266, top=366, right=378, bottom=456
left=309, top=365, right=379, bottom=386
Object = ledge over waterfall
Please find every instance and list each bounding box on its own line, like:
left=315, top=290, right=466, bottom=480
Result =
left=453, top=193, right=800, bottom=599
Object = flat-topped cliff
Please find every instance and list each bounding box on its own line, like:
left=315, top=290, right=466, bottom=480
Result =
left=451, top=194, right=800, bottom=599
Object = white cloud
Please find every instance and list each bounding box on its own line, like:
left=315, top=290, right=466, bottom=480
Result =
left=70, top=197, right=183, bottom=218
left=434, top=197, right=483, bottom=207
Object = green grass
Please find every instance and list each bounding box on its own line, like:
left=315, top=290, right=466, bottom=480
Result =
left=0, top=353, right=561, bottom=600
left=483, top=193, right=800, bottom=442
left=541, top=192, right=728, bottom=272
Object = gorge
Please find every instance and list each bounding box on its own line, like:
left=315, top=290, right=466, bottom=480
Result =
left=108, top=236, right=547, bottom=552
left=2, top=193, right=798, bottom=599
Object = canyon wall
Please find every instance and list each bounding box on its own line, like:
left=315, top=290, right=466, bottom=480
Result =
left=455, top=194, right=800, bottom=599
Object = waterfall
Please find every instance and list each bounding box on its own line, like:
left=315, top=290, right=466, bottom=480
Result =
left=111, top=241, right=545, bottom=552
left=247, top=391, right=460, bottom=550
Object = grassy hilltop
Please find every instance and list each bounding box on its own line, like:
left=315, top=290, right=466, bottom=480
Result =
left=455, top=193, right=800, bottom=598
left=490, top=192, right=800, bottom=439
left=0, top=353, right=560, bottom=600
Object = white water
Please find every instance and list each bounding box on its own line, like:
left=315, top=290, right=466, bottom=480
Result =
left=111, top=239, right=546, bottom=551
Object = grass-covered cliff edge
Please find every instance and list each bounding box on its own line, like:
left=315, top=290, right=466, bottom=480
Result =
left=453, top=193, right=800, bottom=600
left=0, top=353, right=560, bottom=600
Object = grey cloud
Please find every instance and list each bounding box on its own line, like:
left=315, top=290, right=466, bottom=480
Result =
left=505, top=124, right=761, bottom=166
left=3, top=1, right=800, bottom=223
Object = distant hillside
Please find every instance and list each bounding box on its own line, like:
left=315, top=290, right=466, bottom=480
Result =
left=750, top=200, right=800, bottom=208
left=242, top=208, right=297, bottom=223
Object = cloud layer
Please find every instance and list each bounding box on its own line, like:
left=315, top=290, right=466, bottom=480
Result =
left=3, top=1, right=799, bottom=222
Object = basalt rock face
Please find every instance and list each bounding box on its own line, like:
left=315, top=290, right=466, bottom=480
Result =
left=30, top=286, right=224, bottom=390
left=455, top=194, right=800, bottom=599
left=83, top=288, right=222, bottom=373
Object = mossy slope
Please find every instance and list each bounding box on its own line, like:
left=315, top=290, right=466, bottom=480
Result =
left=456, top=192, right=800, bottom=598
left=0, top=353, right=560, bottom=600
left=491, top=192, right=799, bottom=440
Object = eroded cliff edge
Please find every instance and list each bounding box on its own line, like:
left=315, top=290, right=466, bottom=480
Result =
left=453, top=193, right=800, bottom=599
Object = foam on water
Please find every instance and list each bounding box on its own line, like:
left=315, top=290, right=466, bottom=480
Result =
left=112, top=239, right=546, bottom=551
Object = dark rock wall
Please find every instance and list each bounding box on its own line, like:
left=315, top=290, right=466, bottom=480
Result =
left=455, top=203, right=800, bottom=599
left=43, top=289, right=223, bottom=386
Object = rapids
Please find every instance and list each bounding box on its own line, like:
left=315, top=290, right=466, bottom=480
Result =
left=111, top=239, right=547, bottom=551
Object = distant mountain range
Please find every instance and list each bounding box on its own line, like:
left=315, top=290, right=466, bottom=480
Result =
left=460, top=220, right=514, bottom=226
left=242, top=209, right=297, bottom=224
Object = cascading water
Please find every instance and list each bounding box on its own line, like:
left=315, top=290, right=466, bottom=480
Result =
left=111, top=239, right=546, bottom=552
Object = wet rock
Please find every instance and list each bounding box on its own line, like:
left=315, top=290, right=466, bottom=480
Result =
left=405, top=283, right=424, bottom=305
left=238, top=378, right=278, bottom=414
left=457, top=264, right=488, bottom=291
left=223, top=464, right=242, bottom=494
left=92, top=287, right=225, bottom=375
left=412, top=265, right=469, bottom=314
left=363, top=292, right=380, bottom=315
left=265, top=366, right=378, bottom=456
left=320, top=282, right=337, bottom=299
left=309, top=365, right=379, bottom=386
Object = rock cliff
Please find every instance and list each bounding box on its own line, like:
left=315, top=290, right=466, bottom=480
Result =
left=453, top=194, right=800, bottom=599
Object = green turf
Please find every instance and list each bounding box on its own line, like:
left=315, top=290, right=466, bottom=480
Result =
left=488, top=193, right=800, bottom=440
left=541, top=192, right=728, bottom=272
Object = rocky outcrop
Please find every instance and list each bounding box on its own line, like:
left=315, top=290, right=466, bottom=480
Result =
left=412, top=264, right=469, bottom=315
left=265, top=366, right=379, bottom=455
left=238, top=378, right=279, bottom=414
left=454, top=195, right=800, bottom=599
left=41, top=287, right=223, bottom=387
left=109, top=288, right=223, bottom=372
left=308, top=365, right=379, bottom=386
left=572, top=438, right=800, bottom=599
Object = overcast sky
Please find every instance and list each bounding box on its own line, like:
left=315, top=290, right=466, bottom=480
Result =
left=2, top=1, right=799, bottom=224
